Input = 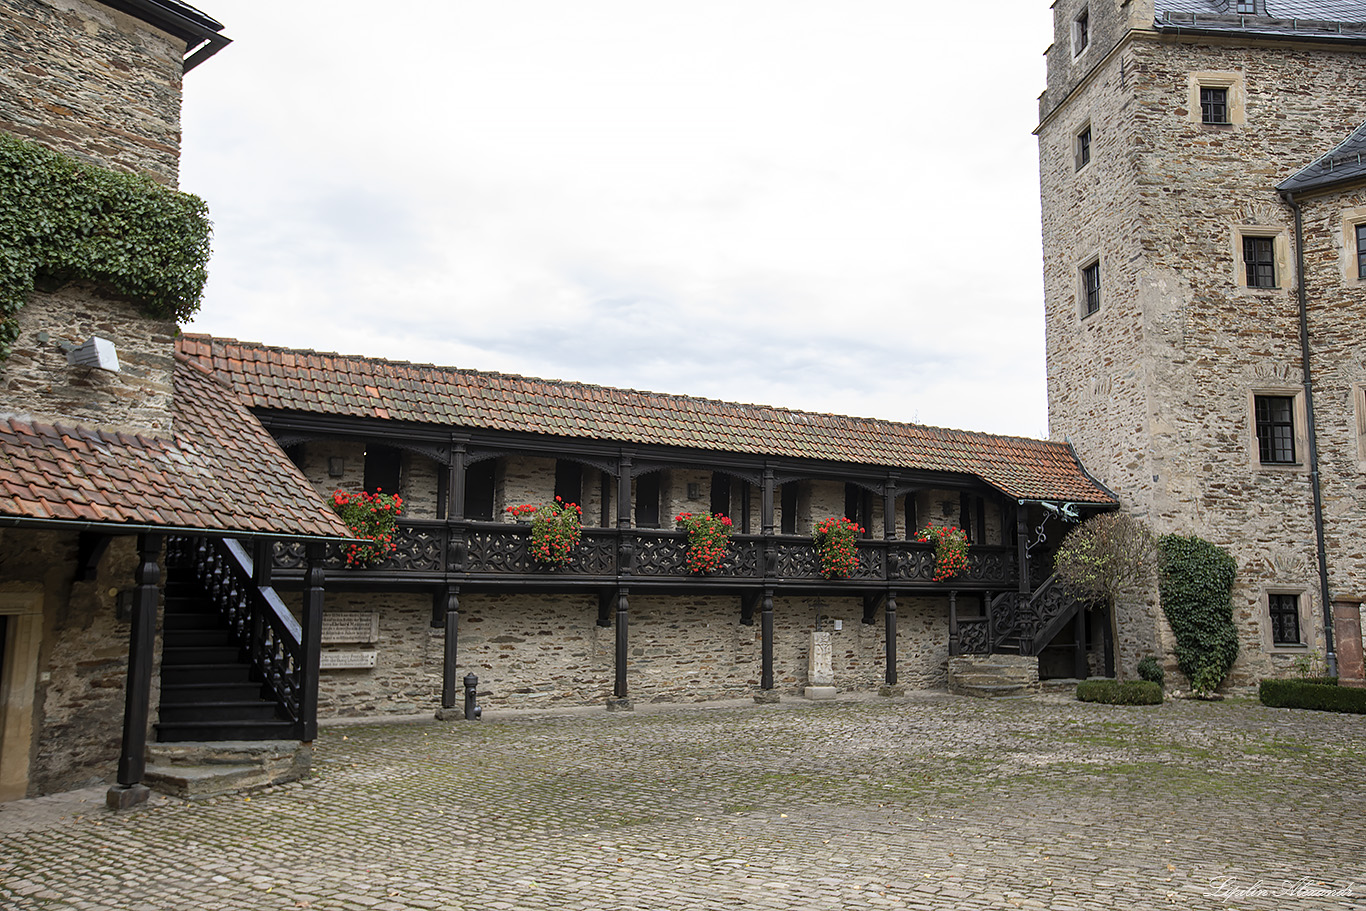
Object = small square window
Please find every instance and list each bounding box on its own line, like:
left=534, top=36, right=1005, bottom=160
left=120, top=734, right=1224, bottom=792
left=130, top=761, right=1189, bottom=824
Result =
left=1269, top=593, right=1301, bottom=645
left=1255, top=395, right=1296, bottom=464
left=1243, top=235, right=1276, bottom=288
left=1081, top=260, right=1101, bottom=316
left=1201, top=86, right=1229, bottom=124
left=1356, top=224, right=1366, bottom=280
left=1237, top=1, right=1257, bottom=13
left=1074, top=8, right=1089, bottom=55
left=1076, top=125, right=1092, bottom=170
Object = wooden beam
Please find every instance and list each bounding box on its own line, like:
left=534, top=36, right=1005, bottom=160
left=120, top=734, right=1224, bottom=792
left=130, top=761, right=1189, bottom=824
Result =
left=884, top=590, right=898, bottom=686
left=760, top=588, right=774, bottom=690
left=439, top=587, right=460, bottom=709
left=614, top=587, right=630, bottom=697
left=299, top=542, right=325, bottom=742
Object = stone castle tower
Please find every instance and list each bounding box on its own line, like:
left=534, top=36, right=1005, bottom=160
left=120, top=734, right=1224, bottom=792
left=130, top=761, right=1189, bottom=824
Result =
left=1037, top=0, right=1366, bottom=684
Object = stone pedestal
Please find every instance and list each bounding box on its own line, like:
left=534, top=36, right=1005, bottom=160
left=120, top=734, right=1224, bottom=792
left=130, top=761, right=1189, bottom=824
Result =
left=106, top=782, right=149, bottom=810
left=606, top=697, right=633, bottom=712
left=805, top=631, right=837, bottom=700
left=1332, top=598, right=1364, bottom=688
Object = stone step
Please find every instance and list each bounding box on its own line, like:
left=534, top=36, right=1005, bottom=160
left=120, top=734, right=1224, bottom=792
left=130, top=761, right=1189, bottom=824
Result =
left=144, top=741, right=312, bottom=800
left=951, top=682, right=1037, bottom=698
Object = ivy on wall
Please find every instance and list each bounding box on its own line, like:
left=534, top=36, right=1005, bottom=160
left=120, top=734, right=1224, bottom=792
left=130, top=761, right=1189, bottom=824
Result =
left=1157, top=533, right=1239, bottom=693
left=0, top=131, right=211, bottom=360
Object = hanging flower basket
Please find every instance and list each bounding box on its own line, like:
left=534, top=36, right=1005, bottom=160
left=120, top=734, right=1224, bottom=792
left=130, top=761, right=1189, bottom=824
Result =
left=331, top=489, right=404, bottom=568
left=507, top=497, right=582, bottom=567
left=675, top=511, right=733, bottom=573
left=916, top=525, right=970, bottom=582
left=812, top=517, right=864, bottom=578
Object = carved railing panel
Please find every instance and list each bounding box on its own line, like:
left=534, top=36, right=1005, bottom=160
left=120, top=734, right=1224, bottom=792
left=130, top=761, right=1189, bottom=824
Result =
left=887, top=544, right=936, bottom=583
left=956, top=618, right=991, bottom=655
left=773, top=540, right=822, bottom=578
left=168, top=535, right=304, bottom=727
left=963, top=548, right=1016, bottom=586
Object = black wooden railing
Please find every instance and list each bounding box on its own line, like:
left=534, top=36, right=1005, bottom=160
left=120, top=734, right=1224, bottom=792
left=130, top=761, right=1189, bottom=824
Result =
left=168, top=536, right=310, bottom=733
left=952, top=572, right=1084, bottom=656
left=271, top=519, right=1019, bottom=589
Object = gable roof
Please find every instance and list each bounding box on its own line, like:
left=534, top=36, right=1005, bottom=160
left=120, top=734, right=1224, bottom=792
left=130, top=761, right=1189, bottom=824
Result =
left=1155, top=1, right=1366, bottom=40
left=0, top=355, right=353, bottom=539
left=1278, top=119, right=1366, bottom=194
left=177, top=335, right=1117, bottom=506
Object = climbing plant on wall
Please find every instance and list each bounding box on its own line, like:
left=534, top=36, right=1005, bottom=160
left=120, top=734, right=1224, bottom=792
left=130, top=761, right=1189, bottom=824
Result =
left=0, top=131, right=211, bottom=360
left=1157, top=534, right=1239, bottom=694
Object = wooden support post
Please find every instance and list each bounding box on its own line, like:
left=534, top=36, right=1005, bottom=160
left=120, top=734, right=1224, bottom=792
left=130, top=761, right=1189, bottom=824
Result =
left=439, top=588, right=460, bottom=709
left=600, top=470, right=612, bottom=528
left=761, top=468, right=775, bottom=536
left=1073, top=606, right=1088, bottom=680
left=948, top=590, right=960, bottom=656
left=882, top=478, right=898, bottom=540
left=299, top=542, right=325, bottom=742
left=613, top=587, right=630, bottom=698
left=740, top=591, right=758, bottom=627
left=862, top=594, right=879, bottom=625
left=447, top=442, right=467, bottom=521
left=108, top=532, right=162, bottom=810
left=616, top=454, right=633, bottom=529
left=1015, top=502, right=1030, bottom=594
left=760, top=588, right=774, bottom=690
left=884, top=590, right=898, bottom=686
left=252, top=537, right=274, bottom=590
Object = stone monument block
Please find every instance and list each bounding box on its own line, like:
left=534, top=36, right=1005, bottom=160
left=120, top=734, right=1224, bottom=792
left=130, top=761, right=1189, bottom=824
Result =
left=805, top=630, right=836, bottom=700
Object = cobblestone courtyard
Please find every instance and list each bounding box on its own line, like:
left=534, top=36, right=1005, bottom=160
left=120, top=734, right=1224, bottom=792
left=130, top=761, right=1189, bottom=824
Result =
left=1, top=692, right=1364, bottom=910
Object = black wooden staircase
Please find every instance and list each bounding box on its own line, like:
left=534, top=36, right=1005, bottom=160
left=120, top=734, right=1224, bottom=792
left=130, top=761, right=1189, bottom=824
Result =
left=157, top=537, right=317, bottom=743
left=951, top=572, right=1104, bottom=675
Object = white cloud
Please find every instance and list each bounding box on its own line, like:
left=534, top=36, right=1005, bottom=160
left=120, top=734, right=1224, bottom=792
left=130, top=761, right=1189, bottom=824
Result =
left=181, top=0, right=1053, bottom=439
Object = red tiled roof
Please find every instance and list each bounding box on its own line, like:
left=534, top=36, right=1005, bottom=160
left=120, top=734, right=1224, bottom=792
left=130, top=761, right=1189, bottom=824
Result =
left=177, top=335, right=1116, bottom=506
left=0, top=355, right=354, bottom=538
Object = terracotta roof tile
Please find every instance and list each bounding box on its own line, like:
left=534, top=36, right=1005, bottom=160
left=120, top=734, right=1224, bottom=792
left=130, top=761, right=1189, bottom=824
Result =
left=0, top=356, right=353, bottom=539
left=178, top=334, right=1115, bottom=505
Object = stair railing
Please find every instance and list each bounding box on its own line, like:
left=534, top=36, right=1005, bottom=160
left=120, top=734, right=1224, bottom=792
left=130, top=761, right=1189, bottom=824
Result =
left=167, top=536, right=307, bottom=733
left=980, top=573, right=1084, bottom=656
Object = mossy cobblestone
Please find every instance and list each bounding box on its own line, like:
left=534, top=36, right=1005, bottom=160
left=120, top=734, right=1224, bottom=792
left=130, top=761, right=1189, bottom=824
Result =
left=1, top=692, right=1363, bottom=909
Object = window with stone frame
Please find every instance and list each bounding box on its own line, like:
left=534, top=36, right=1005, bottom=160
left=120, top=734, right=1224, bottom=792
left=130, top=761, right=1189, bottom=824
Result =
left=1268, top=593, right=1301, bottom=646
left=1355, top=385, right=1366, bottom=461
left=1075, top=124, right=1092, bottom=171
left=1073, top=7, right=1089, bottom=56
left=1243, top=235, right=1277, bottom=288
left=1236, top=0, right=1258, bottom=14
left=1356, top=223, right=1366, bottom=280
left=1081, top=259, right=1101, bottom=316
left=1254, top=394, right=1297, bottom=464
left=1201, top=86, right=1229, bottom=124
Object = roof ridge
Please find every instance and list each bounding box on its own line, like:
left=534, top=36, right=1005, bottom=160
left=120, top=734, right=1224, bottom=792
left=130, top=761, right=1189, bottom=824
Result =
left=177, top=334, right=1065, bottom=449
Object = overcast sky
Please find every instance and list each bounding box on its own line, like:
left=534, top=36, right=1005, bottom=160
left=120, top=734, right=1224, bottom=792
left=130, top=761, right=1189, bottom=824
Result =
left=179, top=1, right=1055, bottom=439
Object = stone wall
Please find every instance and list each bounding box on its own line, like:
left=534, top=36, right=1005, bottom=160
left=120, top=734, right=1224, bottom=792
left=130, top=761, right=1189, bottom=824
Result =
left=299, top=589, right=952, bottom=716
left=3, top=287, right=178, bottom=435
left=1039, top=20, right=1366, bottom=684
left=0, top=528, right=152, bottom=796
left=0, top=0, right=187, bottom=184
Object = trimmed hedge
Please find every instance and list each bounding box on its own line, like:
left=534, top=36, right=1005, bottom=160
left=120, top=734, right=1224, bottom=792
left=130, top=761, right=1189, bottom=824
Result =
left=1076, top=680, right=1164, bottom=705
left=1137, top=655, right=1165, bottom=688
left=1259, top=679, right=1366, bottom=714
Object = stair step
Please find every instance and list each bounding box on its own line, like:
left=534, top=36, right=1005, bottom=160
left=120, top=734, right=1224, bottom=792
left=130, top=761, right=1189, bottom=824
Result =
left=160, top=682, right=266, bottom=704
left=162, top=646, right=243, bottom=665
left=163, top=612, right=230, bottom=631
left=156, top=720, right=299, bottom=743
left=164, top=629, right=237, bottom=648
left=159, top=701, right=283, bottom=724
left=161, top=663, right=254, bottom=686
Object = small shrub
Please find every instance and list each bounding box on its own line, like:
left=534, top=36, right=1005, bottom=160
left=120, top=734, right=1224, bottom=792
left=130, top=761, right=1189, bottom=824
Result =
left=1076, top=680, right=1164, bottom=705
left=1259, top=679, right=1366, bottom=714
left=1136, top=655, right=1165, bottom=688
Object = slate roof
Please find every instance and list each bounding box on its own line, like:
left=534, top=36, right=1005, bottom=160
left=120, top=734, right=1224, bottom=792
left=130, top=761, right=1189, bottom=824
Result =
left=1154, top=1, right=1366, bottom=39
left=0, top=355, right=354, bottom=539
left=1278, top=119, right=1366, bottom=194
left=177, top=335, right=1117, bottom=506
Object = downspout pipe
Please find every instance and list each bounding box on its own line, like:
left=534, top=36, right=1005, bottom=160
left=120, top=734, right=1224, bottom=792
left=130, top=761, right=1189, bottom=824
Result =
left=1281, top=190, right=1337, bottom=677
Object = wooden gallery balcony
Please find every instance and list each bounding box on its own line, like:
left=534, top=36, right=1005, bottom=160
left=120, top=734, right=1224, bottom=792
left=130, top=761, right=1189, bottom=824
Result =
left=270, top=519, right=1019, bottom=593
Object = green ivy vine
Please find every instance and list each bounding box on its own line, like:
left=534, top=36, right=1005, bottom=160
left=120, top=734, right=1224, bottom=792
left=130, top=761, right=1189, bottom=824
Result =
left=0, top=131, right=211, bottom=360
left=1157, top=534, right=1239, bottom=693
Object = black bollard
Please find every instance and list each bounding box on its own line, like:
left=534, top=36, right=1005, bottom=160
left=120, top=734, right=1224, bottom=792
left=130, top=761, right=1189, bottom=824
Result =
left=463, top=672, right=482, bottom=720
